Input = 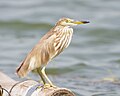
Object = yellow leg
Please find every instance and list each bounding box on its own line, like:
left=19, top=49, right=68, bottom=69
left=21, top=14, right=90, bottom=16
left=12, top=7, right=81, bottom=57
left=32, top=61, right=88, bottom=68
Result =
left=41, top=67, right=56, bottom=87
left=37, top=68, right=46, bottom=84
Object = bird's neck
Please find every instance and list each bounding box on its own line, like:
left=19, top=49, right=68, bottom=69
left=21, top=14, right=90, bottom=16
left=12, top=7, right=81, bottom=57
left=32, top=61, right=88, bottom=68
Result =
left=53, top=25, right=72, bottom=32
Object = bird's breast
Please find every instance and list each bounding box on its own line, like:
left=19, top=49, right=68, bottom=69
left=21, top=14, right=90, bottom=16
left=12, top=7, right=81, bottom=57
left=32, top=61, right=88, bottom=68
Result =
left=54, top=27, right=73, bottom=55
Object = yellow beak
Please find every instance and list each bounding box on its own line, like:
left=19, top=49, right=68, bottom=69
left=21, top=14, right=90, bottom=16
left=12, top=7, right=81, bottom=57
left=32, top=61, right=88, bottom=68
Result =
left=73, top=21, right=90, bottom=24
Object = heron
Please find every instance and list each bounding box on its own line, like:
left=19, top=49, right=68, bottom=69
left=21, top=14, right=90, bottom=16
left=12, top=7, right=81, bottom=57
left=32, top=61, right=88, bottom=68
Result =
left=16, top=17, right=89, bottom=87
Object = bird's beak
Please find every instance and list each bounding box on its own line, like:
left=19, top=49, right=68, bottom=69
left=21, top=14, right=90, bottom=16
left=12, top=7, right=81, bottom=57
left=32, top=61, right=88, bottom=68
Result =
left=73, top=21, right=90, bottom=25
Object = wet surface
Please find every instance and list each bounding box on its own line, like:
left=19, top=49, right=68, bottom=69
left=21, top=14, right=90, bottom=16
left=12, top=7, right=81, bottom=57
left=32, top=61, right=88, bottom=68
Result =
left=0, top=0, right=120, bottom=95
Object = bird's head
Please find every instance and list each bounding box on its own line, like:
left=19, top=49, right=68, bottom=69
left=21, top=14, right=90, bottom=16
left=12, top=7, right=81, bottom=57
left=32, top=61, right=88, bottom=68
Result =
left=56, top=17, right=89, bottom=27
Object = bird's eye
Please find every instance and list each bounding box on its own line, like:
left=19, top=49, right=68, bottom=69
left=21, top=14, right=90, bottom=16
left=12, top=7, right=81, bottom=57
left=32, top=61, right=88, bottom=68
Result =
left=66, top=20, right=70, bottom=23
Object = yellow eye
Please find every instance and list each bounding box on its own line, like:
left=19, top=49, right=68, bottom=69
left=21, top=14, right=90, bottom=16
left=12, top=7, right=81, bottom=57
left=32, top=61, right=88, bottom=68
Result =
left=66, top=19, right=70, bottom=23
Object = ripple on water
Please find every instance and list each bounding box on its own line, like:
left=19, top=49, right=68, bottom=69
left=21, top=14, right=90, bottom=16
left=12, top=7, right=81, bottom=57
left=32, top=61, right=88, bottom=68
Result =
left=0, top=0, right=120, bottom=95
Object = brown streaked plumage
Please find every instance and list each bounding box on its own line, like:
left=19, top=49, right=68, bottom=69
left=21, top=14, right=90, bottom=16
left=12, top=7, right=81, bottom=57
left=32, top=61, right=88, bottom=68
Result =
left=16, top=17, right=89, bottom=87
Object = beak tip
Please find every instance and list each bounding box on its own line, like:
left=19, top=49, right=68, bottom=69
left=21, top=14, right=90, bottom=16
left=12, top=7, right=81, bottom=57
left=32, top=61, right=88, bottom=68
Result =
left=82, top=21, right=90, bottom=24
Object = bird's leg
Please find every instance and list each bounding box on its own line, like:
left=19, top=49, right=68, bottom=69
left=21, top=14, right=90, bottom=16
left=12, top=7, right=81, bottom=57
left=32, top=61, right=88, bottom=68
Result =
left=41, top=67, right=56, bottom=88
left=37, top=68, right=46, bottom=85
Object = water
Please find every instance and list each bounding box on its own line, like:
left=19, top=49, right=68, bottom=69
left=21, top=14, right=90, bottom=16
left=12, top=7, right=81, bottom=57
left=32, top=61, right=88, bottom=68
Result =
left=0, top=0, right=120, bottom=95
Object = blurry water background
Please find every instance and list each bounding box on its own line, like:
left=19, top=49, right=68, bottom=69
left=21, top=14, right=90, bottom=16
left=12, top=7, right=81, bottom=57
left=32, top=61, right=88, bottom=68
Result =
left=0, top=0, right=120, bottom=96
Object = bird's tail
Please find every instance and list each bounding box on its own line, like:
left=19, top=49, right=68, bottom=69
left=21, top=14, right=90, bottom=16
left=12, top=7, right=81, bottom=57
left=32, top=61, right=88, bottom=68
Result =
left=16, top=61, right=29, bottom=78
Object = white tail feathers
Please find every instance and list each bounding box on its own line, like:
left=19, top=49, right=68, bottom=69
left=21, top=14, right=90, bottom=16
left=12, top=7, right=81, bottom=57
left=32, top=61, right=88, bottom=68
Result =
left=16, top=67, right=27, bottom=78
left=16, top=56, right=36, bottom=78
left=16, top=61, right=29, bottom=78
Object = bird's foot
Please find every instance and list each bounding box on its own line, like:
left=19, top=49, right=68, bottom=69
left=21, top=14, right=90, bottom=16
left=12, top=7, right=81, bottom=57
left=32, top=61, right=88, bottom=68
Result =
left=42, top=83, right=57, bottom=89
left=50, top=84, right=57, bottom=88
left=44, top=83, right=51, bottom=88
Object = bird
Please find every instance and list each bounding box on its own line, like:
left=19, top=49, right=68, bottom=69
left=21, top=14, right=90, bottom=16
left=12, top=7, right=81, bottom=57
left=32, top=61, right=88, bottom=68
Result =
left=16, top=17, right=89, bottom=87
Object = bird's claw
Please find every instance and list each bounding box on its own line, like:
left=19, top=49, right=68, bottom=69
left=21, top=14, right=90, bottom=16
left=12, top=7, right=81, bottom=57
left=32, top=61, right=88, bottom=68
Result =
left=50, top=84, right=57, bottom=88
left=44, top=83, right=51, bottom=88
left=41, top=83, right=57, bottom=90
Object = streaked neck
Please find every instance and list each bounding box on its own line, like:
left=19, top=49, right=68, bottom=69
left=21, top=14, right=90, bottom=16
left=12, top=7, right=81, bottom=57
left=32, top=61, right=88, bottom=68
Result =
left=54, top=26, right=73, bottom=32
